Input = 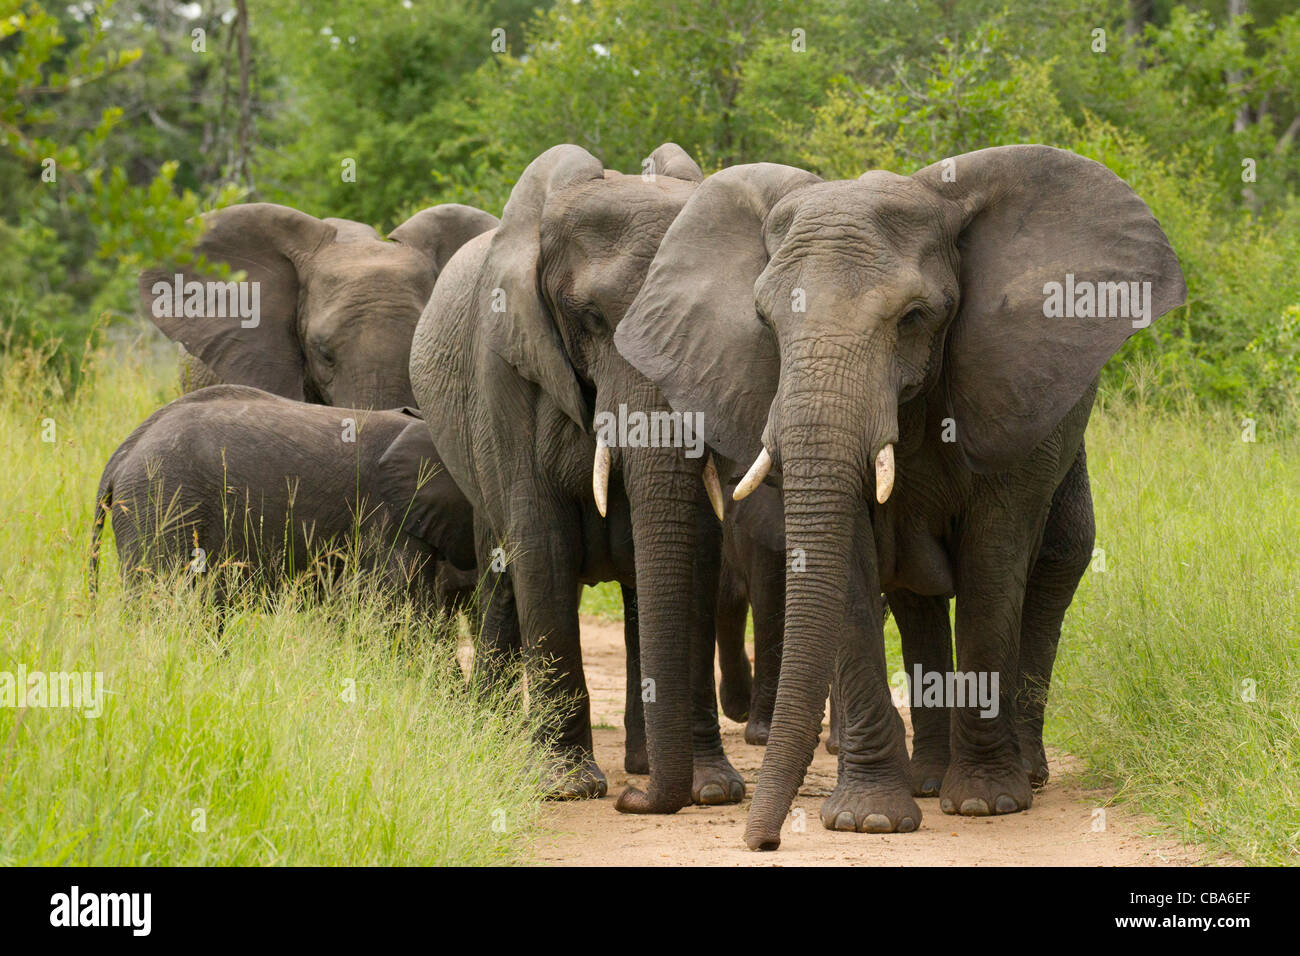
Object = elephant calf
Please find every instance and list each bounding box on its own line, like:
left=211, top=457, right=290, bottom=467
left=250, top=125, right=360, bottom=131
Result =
left=90, top=385, right=478, bottom=615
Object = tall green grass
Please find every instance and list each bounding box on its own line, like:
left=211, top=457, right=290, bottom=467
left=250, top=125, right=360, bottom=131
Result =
left=1048, top=385, right=1300, bottom=865
left=0, top=344, right=547, bottom=865
left=5, top=342, right=1296, bottom=864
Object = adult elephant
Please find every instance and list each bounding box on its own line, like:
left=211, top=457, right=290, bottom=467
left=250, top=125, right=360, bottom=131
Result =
left=140, top=202, right=499, bottom=408
left=615, top=145, right=1186, bottom=848
left=409, top=142, right=745, bottom=808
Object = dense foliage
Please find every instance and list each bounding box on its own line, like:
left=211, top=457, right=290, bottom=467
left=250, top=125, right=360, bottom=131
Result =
left=2, top=0, right=1297, bottom=409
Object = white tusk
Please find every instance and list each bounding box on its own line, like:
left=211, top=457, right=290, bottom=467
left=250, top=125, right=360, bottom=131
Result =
left=875, top=443, right=895, bottom=504
left=702, top=455, right=725, bottom=521
left=593, top=436, right=611, bottom=517
left=732, top=447, right=772, bottom=501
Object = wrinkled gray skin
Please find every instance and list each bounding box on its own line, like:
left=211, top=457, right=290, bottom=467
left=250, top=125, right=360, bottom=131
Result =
left=410, top=143, right=745, bottom=808
left=141, top=203, right=499, bottom=409
left=715, top=481, right=786, bottom=746
left=616, top=145, right=1186, bottom=849
left=90, top=385, right=477, bottom=616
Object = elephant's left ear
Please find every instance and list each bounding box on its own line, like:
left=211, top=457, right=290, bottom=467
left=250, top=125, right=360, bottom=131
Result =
left=376, top=421, right=477, bottom=571
left=389, top=204, right=501, bottom=278
left=912, top=145, right=1187, bottom=473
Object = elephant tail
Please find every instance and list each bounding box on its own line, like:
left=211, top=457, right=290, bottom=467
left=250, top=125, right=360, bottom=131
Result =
left=88, top=467, right=113, bottom=595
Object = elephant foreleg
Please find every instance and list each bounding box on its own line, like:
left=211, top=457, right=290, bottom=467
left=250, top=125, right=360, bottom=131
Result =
left=622, top=585, right=649, bottom=774
left=819, top=509, right=919, bottom=834
left=890, top=590, right=953, bottom=797
left=690, top=496, right=745, bottom=804
left=942, top=476, right=1045, bottom=817
left=504, top=501, right=606, bottom=801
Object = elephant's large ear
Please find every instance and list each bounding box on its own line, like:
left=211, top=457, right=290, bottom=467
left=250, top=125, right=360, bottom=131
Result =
left=376, top=421, right=477, bottom=570
left=481, top=145, right=604, bottom=432
left=615, top=163, right=822, bottom=462
left=388, top=204, right=501, bottom=278
left=912, top=145, right=1186, bottom=473
left=645, top=142, right=703, bottom=182
left=139, top=203, right=336, bottom=401
left=323, top=218, right=381, bottom=243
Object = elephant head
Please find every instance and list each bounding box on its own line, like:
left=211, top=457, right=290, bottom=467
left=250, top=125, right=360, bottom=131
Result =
left=140, top=202, right=498, bottom=408
left=615, top=145, right=1186, bottom=846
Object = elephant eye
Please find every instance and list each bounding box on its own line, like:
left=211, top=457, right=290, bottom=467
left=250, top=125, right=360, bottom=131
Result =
left=899, top=308, right=925, bottom=330
left=315, top=341, right=336, bottom=365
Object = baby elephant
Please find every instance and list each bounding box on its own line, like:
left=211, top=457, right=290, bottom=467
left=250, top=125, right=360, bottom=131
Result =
left=90, top=385, right=478, bottom=614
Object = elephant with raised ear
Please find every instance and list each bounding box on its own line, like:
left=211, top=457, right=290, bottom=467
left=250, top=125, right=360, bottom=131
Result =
left=410, top=142, right=746, bottom=808
left=140, top=202, right=499, bottom=409
left=616, top=145, right=1186, bottom=849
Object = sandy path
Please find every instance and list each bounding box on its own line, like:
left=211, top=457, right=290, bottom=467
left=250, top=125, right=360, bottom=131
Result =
left=533, top=618, right=1203, bottom=866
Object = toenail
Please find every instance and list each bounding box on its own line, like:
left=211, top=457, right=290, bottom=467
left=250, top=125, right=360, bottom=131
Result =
left=863, top=813, right=892, bottom=833
left=834, top=810, right=856, bottom=831
left=960, top=798, right=990, bottom=815
left=898, top=816, right=918, bottom=832
left=699, top=784, right=724, bottom=803
left=994, top=794, right=1019, bottom=813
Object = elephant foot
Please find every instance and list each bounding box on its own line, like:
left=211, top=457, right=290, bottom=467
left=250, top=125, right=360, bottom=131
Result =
left=820, top=778, right=921, bottom=834
left=543, top=753, right=608, bottom=801
left=1018, top=737, right=1050, bottom=791
left=939, top=759, right=1032, bottom=816
left=624, top=746, right=649, bottom=775
left=1027, top=759, right=1050, bottom=792
left=615, top=783, right=691, bottom=814
left=719, top=677, right=751, bottom=724
left=744, top=718, right=770, bottom=746
left=909, top=759, right=948, bottom=798
left=692, top=753, right=746, bottom=805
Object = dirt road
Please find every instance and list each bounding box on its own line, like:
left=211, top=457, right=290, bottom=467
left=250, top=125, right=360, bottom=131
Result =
left=534, top=618, right=1204, bottom=866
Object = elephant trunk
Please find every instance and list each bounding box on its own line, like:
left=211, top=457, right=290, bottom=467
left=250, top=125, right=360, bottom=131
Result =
left=613, top=385, right=701, bottom=814
left=744, top=341, right=897, bottom=850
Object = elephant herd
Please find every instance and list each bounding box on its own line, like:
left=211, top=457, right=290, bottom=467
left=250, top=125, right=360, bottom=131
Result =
left=91, top=140, right=1185, bottom=851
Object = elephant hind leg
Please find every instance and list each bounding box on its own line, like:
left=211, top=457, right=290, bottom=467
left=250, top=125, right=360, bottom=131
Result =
left=746, top=548, right=785, bottom=746
left=715, top=557, right=752, bottom=724
left=1016, top=445, right=1095, bottom=790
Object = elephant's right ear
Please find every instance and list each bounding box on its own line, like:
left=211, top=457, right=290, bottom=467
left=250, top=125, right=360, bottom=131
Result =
left=645, top=142, right=703, bottom=182
left=388, top=204, right=501, bottom=278
left=139, top=203, right=336, bottom=401
left=614, top=163, right=822, bottom=463
left=480, top=145, right=604, bottom=432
